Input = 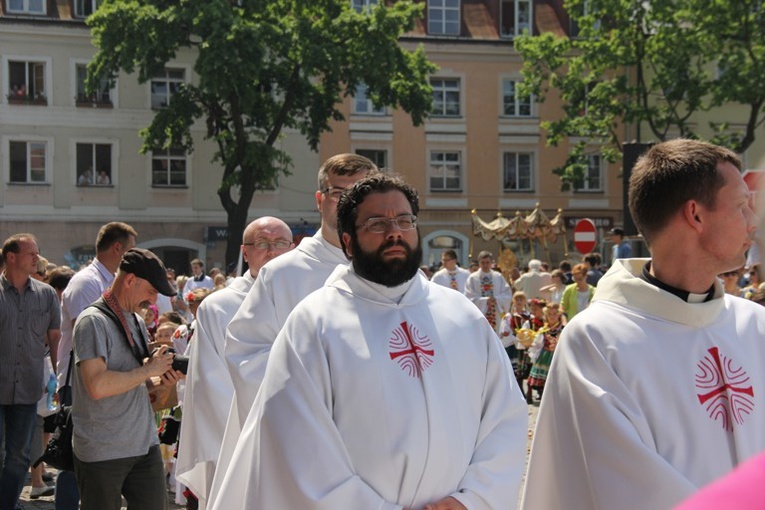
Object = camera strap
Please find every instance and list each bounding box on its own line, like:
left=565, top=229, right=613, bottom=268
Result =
left=93, top=292, right=147, bottom=364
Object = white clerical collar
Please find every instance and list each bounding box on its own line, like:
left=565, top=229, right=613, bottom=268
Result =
left=312, top=229, right=347, bottom=264
left=350, top=265, right=415, bottom=304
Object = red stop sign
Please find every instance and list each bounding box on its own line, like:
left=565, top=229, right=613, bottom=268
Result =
left=574, top=218, right=597, bottom=254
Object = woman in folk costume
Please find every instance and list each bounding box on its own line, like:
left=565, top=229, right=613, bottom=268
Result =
left=527, top=302, right=564, bottom=401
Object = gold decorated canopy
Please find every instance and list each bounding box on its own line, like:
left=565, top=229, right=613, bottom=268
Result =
left=471, top=205, right=567, bottom=263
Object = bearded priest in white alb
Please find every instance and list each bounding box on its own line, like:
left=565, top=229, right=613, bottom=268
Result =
left=208, top=155, right=376, bottom=504
left=464, top=251, right=512, bottom=332
left=211, top=175, right=527, bottom=510
left=175, top=217, right=293, bottom=510
left=522, top=140, right=765, bottom=510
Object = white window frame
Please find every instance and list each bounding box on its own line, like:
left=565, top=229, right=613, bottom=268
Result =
left=151, top=148, right=188, bottom=187
left=73, top=139, right=116, bottom=187
left=73, top=60, right=115, bottom=107
left=501, top=78, right=533, bottom=117
left=4, top=136, right=52, bottom=185
left=429, top=150, right=462, bottom=192
left=3, top=55, right=52, bottom=105
left=6, top=0, right=45, bottom=14
left=73, top=0, right=100, bottom=18
left=578, top=153, right=604, bottom=192
left=500, top=0, right=532, bottom=38
left=352, top=83, right=386, bottom=116
left=502, top=151, right=535, bottom=192
left=351, top=0, right=377, bottom=12
left=150, top=67, right=187, bottom=110
left=355, top=149, right=388, bottom=169
left=427, top=0, right=460, bottom=36
left=431, top=78, right=461, bottom=117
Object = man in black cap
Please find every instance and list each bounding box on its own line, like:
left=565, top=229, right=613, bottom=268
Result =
left=609, top=227, right=632, bottom=262
left=71, top=248, right=182, bottom=510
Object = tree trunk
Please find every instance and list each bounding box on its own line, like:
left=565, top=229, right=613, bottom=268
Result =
left=224, top=203, right=248, bottom=273
left=219, top=165, right=258, bottom=272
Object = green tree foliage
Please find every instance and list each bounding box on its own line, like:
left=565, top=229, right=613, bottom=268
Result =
left=516, top=0, right=765, bottom=189
left=87, top=0, right=435, bottom=264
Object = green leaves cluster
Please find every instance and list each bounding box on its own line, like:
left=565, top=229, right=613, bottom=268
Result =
left=86, top=0, right=434, bottom=264
left=516, top=0, right=765, bottom=189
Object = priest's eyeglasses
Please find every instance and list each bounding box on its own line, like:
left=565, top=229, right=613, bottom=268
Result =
left=356, top=214, right=417, bottom=233
left=243, top=240, right=292, bottom=250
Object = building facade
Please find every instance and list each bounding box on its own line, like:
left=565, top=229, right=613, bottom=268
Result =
left=4, top=0, right=764, bottom=273
left=0, top=0, right=320, bottom=273
left=321, top=0, right=626, bottom=268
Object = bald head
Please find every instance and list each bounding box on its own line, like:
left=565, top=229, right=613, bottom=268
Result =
left=241, top=216, right=294, bottom=276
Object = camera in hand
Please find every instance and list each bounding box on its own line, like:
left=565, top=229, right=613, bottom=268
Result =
left=171, top=355, right=189, bottom=375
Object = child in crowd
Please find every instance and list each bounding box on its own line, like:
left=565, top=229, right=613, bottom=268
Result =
left=142, top=304, right=159, bottom=340
left=499, top=292, right=530, bottom=390
left=527, top=302, right=564, bottom=402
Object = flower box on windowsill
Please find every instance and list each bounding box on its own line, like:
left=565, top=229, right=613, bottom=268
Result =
left=7, top=94, right=48, bottom=106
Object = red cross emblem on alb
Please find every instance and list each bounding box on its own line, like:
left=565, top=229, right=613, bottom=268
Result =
left=695, top=347, right=755, bottom=432
left=389, top=321, right=435, bottom=378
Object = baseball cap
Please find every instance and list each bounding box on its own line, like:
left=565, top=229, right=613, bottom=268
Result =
left=609, top=227, right=625, bottom=236
left=120, top=248, right=177, bottom=297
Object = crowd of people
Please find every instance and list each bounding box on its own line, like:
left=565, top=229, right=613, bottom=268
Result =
left=1, top=140, right=765, bottom=510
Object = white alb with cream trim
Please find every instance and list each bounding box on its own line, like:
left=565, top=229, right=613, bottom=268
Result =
left=522, top=259, right=765, bottom=510
left=175, top=272, right=254, bottom=510
left=211, top=266, right=527, bottom=510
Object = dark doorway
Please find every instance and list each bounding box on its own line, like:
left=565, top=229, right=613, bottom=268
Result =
left=153, top=248, right=195, bottom=276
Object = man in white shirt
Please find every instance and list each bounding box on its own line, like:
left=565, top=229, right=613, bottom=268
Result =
left=522, top=139, right=765, bottom=509
left=207, top=154, right=377, bottom=502
left=430, top=249, right=470, bottom=293
left=211, top=173, right=527, bottom=510
left=464, top=251, right=513, bottom=333
left=55, top=221, right=137, bottom=510
left=176, top=216, right=293, bottom=509
left=184, top=258, right=214, bottom=292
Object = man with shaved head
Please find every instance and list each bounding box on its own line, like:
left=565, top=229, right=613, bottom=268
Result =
left=176, top=216, right=293, bottom=508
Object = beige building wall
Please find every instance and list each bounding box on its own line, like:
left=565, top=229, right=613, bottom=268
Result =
left=321, top=38, right=625, bottom=268
left=0, top=19, right=318, bottom=272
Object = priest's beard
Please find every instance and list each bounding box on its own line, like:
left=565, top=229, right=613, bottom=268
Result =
left=350, top=235, right=422, bottom=287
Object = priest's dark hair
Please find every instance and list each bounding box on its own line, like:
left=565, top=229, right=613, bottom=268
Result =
left=629, top=139, right=741, bottom=245
left=336, top=173, right=419, bottom=258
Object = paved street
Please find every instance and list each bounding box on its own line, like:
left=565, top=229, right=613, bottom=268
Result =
left=17, top=473, right=184, bottom=510
left=17, top=403, right=539, bottom=510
